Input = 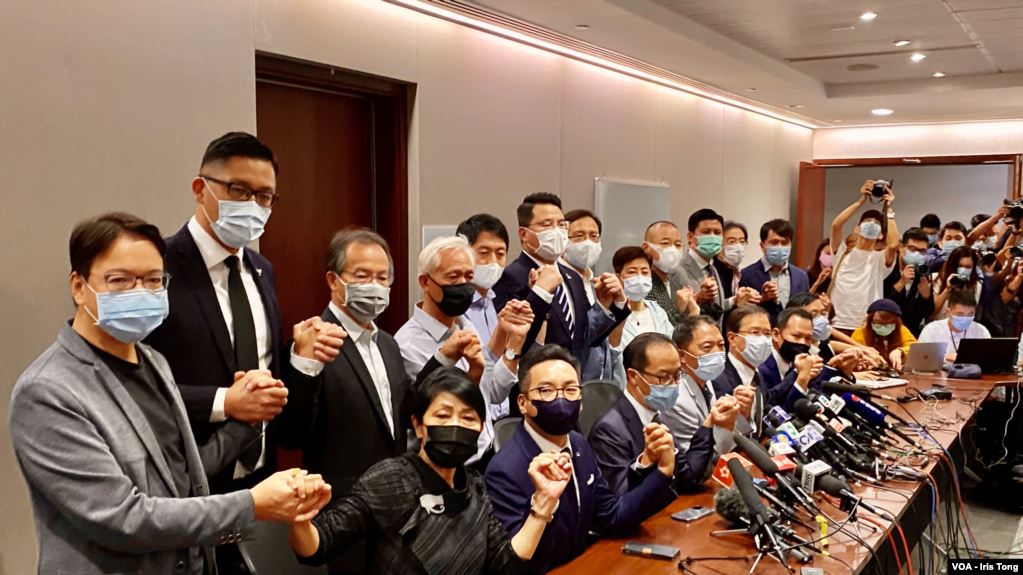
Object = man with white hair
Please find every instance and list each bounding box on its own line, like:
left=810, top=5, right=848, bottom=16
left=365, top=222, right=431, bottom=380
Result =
left=395, top=235, right=531, bottom=467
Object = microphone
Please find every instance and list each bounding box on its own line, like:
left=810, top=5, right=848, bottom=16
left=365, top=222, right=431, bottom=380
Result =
left=842, top=393, right=915, bottom=444
left=714, top=486, right=818, bottom=555
left=727, top=459, right=807, bottom=564
left=792, top=399, right=878, bottom=461
left=816, top=474, right=892, bottom=520
left=734, top=433, right=817, bottom=512
left=822, top=378, right=902, bottom=407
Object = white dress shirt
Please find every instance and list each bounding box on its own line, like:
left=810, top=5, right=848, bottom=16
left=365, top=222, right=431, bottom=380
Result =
left=728, top=352, right=757, bottom=436
left=329, top=302, right=394, bottom=434
left=663, top=373, right=735, bottom=455
left=187, top=217, right=322, bottom=477
left=523, top=419, right=580, bottom=508
left=688, top=247, right=733, bottom=309
left=394, top=304, right=519, bottom=462
left=762, top=258, right=791, bottom=308
left=463, top=289, right=511, bottom=421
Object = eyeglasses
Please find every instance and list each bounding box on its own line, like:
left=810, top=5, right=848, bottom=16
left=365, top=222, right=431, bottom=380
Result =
left=201, top=175, right=279, bottom=208
left=639, top=369, right=683, bottom=387
left=99, top=271, right=172, bottom=292
left=529, top=384, right=582, bottom=402
left=340, top=270, right=393, bottom=287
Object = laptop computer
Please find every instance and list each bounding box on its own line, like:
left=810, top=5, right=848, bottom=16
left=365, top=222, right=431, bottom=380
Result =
left=955, top=338, right=1018, bottom=374
left=904, top=342, right=947, bottom=374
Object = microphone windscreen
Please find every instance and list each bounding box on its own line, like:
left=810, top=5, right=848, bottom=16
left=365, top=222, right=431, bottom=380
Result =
left=792, top=398, right=821, bottom=421
left=734, top=433, right=780, bottom=476
left=816, top=473, right=853, bottom=498
left=713, top=487, right=748, bottom=527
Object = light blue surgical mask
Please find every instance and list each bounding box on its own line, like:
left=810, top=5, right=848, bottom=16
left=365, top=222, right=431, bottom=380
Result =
left=942, top=240, right=964, bottom=255
left=203, top=180, right=272, bottom=249
left=812, top=316, right=832, bottom=341
left=903, top=250, right=926, bottom=267
left=637, top=374, right=681, bottom=412
left=685, top=350, right=727, bottom=382
left=859, top=221, right=882, bottom=240
left=695, top=235, right=723, bottom=258
left=85, top=286, right=169, bottom=344
left=950, top=315, right=974, bottom=333
left=764, top=246, right=791, bottom=267
left=956, top=267, right=973, bottom=280
left=927, top=233, right=938, bottom=246
left=739, top=334, right=773, bottom=366
left=623, top=275, right=653, bottom=302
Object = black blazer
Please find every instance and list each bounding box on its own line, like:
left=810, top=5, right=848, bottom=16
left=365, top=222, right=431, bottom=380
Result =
left=146, top=224, right=312, bottom=489
left=713, top=258, right=738, bottom=300
left=588, top=395, right=714, bottom=496
left=493, top=252, right=628, bottom=360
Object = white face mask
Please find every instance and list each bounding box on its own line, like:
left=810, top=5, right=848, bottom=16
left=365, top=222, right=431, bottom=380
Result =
left=650, top=244, right=681, bottom=273
left=472, top=263, right=504, bottom=290
left=722, top=244, right=745, bottom=267
left=527, top=227, right=569, bottom=262
left=622, top=275, right=653, bottom=301
left=563, top=240, right=602, bottom=271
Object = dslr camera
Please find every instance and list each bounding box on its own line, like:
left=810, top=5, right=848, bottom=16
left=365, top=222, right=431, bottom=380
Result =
left=871, top=179, right=893, bottom=198
left=948, top=274, right=968, bottom=289
left=914, top=263, right=930, bottom=280
left=1004, top=198, right=1023, bottom=231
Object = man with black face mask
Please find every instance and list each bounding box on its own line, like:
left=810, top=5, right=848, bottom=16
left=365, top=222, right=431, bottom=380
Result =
left=759, top=308, right=862, bottom=410
left=485, top=345, right=677, bottom=573
left=278, top=228, right=410, bottom=574
left=397, top=235, right=529, bottom=468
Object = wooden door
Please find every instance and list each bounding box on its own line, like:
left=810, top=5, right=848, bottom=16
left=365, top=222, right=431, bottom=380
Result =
left=795, top=162, right=827, bottom=269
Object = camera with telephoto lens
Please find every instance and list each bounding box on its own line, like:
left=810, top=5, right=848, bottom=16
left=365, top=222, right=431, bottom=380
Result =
left=871, top=179, right=892, bottom=198
left=1004, top=199, right=1023, bottom=231
left=948, top=274, right=968, bottom=289
left=914, top=264, right=930, bottom=279
left=1011, top=245, right=1023, bottom=259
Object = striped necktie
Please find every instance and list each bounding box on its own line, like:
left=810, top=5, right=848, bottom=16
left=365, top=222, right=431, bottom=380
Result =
left=555, top=284, right=574, bottom=338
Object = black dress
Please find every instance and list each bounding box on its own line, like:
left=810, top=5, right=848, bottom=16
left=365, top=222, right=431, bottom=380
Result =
left=301, top=453, right=529, bottom=575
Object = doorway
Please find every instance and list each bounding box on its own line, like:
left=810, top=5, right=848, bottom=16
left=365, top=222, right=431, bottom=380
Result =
left=255, top=53, right=413, bottom=336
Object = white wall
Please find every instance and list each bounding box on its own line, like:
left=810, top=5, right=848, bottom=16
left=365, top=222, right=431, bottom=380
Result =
left=822, top=165, right=1013, bottom=241
left=0, top=0, right=811, bottom=570
left=814, top=120, right=1023, bottom=159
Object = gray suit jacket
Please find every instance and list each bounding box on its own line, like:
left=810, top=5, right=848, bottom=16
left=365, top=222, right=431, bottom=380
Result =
left=9, top=325, right=258, bottom=574
left=676, top=249, right=732, bottom=319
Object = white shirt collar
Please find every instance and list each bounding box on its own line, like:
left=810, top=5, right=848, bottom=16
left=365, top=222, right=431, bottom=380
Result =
left=772, top=347, right=790, bottom=375
left=525, top=250, right=558, bottom=268
left=523, top=418, right=571, bottom=453
left=328, top=301, right=378, bottom=342
left=728, top=351, right=757, bottom=385
left=187, top=215, right=235, bottom=270
left=761, top=258, right=788, bottom=274
left=688, top=247, right=712, bottom=267
left=411, top=303, right=467, bottom=342
left=623, top=388, right=657, bottom=426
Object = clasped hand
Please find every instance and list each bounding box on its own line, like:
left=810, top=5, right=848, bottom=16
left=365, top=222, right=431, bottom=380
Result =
left=251, top=469, right=332, bottom=524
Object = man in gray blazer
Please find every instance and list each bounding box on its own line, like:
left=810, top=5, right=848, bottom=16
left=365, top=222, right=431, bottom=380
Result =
left=675, top=209, right=760, bottom=323
left=10, top=213, right=330, bottom=574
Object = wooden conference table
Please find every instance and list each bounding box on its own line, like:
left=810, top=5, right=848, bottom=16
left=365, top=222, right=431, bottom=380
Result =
left=549, top=373, right=1019, bottom=575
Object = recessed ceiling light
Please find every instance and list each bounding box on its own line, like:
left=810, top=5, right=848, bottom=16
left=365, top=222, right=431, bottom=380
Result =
left=830, top=25, right=856, bottom=32
left=746, top=88, right=757, bottom=92
left=871, top=108, right=894, bottom=116
left=574, top=24, right=590, bottom=30
left=893, top=40, right=911, bottom=47
left=787, top=104, right=806, bottom=109
left=910, top=52, right=927, bottom=62
left=932, top=71, right=946, bottom=78
left=833, top=120, right=844, bottom=123
left=860, top=11, right=878, bottom=21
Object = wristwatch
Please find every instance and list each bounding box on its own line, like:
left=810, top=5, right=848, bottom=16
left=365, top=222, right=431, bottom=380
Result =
left=504, top=348, right=522, bottom=361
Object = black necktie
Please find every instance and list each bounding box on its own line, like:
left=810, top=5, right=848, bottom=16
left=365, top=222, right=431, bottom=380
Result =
left=225, top=255, right=261, bottom=468
left=700, top=384, right=713, bottom=411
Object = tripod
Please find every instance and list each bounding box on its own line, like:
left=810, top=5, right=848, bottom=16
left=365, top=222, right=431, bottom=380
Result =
left=710, top=520, right=794, bottom=574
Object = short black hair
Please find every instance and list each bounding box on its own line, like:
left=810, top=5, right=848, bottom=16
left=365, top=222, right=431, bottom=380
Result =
left=69, top=212, right=165, bottom=278
left=724, top=221, right=748, bottom=242
left=457, top=213, right=509, bottom=248
left=517, top=192, right=562, bottom=227
left=941, top=221, right=967, bottom=237
left=970, top=214, right=990, bottom=229
left=687, top=209, right=724, bottom=233
left=776, top=307, right=813, bottom=331
left=564, top=209, right=602, bottom=234
left=200, top=131, right=279, bottom=175
left=725, top=305, right=770, bottom=335
left=947, top=288, right=977, bottom=309
left=760, top=219, right=793, bottom=242
left=518, top=344, right=581, bottom=391
left=413, top=366, right=486, bottom=421
left=786, top=292, right=821, bottom=309
left=612, top=246, right=650, bottom=273
left=902, top=227, right=930, bottom=245
left=860, top=209, right=884, bottom=224
left=920, top=213, right=941, bottom=229
left=672, top=315, right=719, bottom=350
left=623, top=332, right=675, bottom=374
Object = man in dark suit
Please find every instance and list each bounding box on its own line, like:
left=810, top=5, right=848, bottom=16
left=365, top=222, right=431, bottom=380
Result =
left=493, top=192, right=629, bottom=375
left=145, top=133, right=345, bottom=573
left=716, top=306, right=786, bottom=440
left=739, top=219, right=809, bottom=324
left=715, top=220, right=749, bottom=302
left=485, top=345, right=677, bottom=573
left=277, top=228, right=410, bottom=574
left=589, top=333, right=716, bottom=496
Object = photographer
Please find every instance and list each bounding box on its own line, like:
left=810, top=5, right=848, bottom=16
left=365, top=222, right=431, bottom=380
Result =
left=925, top=221, right=968, bottom=271
left=884, top=227, right=935, bottom=336
left=932, top=246, right=982, bottom=320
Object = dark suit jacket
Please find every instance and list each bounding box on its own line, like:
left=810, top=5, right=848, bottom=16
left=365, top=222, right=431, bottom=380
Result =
left=485, top=423, right=676, bottom=573
left=277, top=306, right=411, bottom=572
left=713, top=259, right=738, bottom=300
left=492, top=252, right=629, bottom=362
left=588, top=395, right=713, bottom=496
left=739, top=261, right=811, bottom=323
left=716, top=355, right=791, bottom=411
left=756, top=355, right=842, bottom=412
left=146, top=224, right=313, bottom=490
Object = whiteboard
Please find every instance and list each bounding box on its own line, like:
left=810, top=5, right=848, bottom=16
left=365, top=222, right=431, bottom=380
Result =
left=594, top=177, right=672, bottom=275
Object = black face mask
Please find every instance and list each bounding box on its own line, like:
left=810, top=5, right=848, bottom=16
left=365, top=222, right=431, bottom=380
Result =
left=778, top=340, right=812, bottom=364
left=531, top=397, right=582, bottom=436
left=430, top=278, right=475, bottom=317
left=423, top=425, right=480, bottom=468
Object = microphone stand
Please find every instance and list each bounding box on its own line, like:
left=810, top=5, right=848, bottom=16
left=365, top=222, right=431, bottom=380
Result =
left=838, top=492, right=879, bottom=539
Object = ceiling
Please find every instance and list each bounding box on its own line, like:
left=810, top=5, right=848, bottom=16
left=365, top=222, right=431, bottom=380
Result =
left=460, top=0, right=1023, bottom=126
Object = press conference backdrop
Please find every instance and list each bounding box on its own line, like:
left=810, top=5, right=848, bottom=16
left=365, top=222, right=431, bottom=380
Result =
left=594, top=177, right=671, bottom=275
